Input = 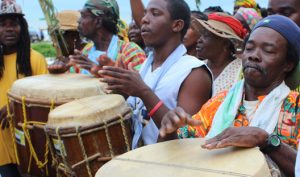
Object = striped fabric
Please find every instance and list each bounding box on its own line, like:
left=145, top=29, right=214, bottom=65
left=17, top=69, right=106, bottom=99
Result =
left=71, top=39, right=146, bottom=73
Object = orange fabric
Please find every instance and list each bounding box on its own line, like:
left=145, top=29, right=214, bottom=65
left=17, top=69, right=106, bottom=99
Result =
left=178, top=90, right=300, bottom=149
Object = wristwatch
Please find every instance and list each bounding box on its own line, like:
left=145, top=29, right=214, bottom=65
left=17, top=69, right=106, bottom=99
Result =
left=260, top=134, right=281, bottom=154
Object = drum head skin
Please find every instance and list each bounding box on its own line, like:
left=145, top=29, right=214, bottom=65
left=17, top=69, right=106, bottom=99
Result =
left=8, top=74, right=106, bottom=104
left=96, top=138, right=271, bottom=177
left=47, top=94, right=131, bottom=128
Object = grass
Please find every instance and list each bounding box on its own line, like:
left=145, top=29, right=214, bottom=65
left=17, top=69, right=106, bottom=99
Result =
left=31, top=41, right=56, bottom=58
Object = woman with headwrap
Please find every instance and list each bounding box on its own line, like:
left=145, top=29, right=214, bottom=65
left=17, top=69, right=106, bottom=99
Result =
left=193, top=12, right=246, bottom=95
left=234, top=7, right=261, bottom=34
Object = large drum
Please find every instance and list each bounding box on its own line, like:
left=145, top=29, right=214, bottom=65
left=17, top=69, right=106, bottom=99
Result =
left=96, top=138, right=272, bottom=177
left=7, top=74, right=106, bottom=177
left=45, top=94, right=133, bottom=177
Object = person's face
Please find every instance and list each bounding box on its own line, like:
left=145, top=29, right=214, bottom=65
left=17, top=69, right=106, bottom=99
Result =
left=183, top=26, right=200, bottom=49
left=141, top=0, right=174, bottom=47
left=62, top=31, right=85, bottom=55
left=78, top=8, right=98, bottom=39
left=128, top=22, right=143, bottom=46
left=242, top=27, right=293, bottom=88
left=268, top=0, right=300, bottom=27
left=196, top=28, right=228, bottom=60
left=0, top=17, right=21, bottom=47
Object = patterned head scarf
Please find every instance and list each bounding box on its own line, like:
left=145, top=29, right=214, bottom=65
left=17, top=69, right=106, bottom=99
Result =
left=236, top=7, right=261, bottom=30
left=234, top=0, right=261, bottom=16
left=84, top=0, right=119, bottom=18
left=83, top=0, right=128, bottom=41
left=117, top=19, right=129, bottom=42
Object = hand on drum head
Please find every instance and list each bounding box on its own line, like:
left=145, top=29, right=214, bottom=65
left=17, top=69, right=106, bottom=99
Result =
left=98, top=65, right=151, bottom=97
left=48, top=59, right=71, bottom=74
left=202, top=127, right=268, bottom=150
left=0, top=105, right=10, bottom=129
left=159, top=107, right=202, bottom=138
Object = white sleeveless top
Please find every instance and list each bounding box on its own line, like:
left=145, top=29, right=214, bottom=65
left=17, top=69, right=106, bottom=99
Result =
left=127, top=44, right=211, bottom=148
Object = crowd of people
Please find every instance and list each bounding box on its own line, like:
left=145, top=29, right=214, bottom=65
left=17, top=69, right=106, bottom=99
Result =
left=0, top=0, right=299, bottom=176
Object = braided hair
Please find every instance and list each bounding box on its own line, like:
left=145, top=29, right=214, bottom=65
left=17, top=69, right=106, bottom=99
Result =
left=0, top=16, right=31, bottom=79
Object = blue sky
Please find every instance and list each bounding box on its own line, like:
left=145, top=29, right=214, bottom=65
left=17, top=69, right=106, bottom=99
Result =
left=16, top=0, right=268, bottom=30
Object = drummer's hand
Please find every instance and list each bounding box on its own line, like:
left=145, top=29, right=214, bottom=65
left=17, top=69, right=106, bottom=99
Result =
left=92, top=55, right=116, bottom=78
left=69, top=49, right=98, bottom=72
left=98, top=54, right=116, bottom=67
left=202, top=127, right=268, bottom=150
left=98, top=64, right=149, bottom=97
left=48, top=59, right=71, bottom=74
left=159, top=107, right=202, bottom=138
left=0, top=106, right=10, bottom=130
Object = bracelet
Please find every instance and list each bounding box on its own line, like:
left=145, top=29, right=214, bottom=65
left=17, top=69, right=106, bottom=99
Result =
left=148, top=100, right=164, bottom=117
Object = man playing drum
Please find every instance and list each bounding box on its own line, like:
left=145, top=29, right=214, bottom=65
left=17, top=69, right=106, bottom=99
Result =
left=0, top=1, right=48, bottom=176
left=48, top=0, right=146, bottom=75
left=160, top=15, right=300, bottom=177
left=99, top=0, right=213, bottom=149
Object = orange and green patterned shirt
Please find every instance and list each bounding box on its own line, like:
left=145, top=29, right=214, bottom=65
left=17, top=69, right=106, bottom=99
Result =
left=178, top=90, right=300, bottom=149
left=70, top=39, right=146, bottom=73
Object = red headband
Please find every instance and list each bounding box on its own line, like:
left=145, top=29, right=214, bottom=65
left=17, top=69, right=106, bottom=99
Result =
left=208, top=13, right=247, bottom=39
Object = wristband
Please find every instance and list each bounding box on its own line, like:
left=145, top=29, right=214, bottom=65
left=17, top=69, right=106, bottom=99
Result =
left=148, top=100, right=164, bottom=117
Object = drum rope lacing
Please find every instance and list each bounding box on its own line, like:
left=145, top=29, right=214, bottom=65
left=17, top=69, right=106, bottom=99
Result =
left=76, top=126, right=93, bottom=177
left=6, top=98, right=20, bottom=165
left=19, top=97, right=55, bottom=176
left=51, top=110, right=132, bottom=177
left=119, top=114, right=130, bottom=152
left=104, top=120, right=115, bottom=157
left=55, top=127, right=72, bottom=176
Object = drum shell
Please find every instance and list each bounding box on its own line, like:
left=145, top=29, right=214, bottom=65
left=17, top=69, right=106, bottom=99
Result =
left=11, top=101, right=56, bottom=177
left=45, top=110, right=132, bottom=177
left=7, top=74, right=106, bottom=177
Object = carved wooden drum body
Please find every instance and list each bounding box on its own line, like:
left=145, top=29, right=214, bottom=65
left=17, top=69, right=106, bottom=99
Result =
left=8, top=74, right=106, bottom=177
left=45, top=94, right=132, bottom=177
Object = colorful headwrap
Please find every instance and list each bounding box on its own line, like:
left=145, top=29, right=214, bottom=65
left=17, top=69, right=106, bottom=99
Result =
left=235, top=0, right=256, bottom=8
left=83, top=0, right=128, bottom=41
left=234, top=0, right=261, bottom=16
left=209, top=13, right=247, bottom=40
left=236, top=7, right=261, bottom=30
left=117, top=19, right=129, bottom=42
